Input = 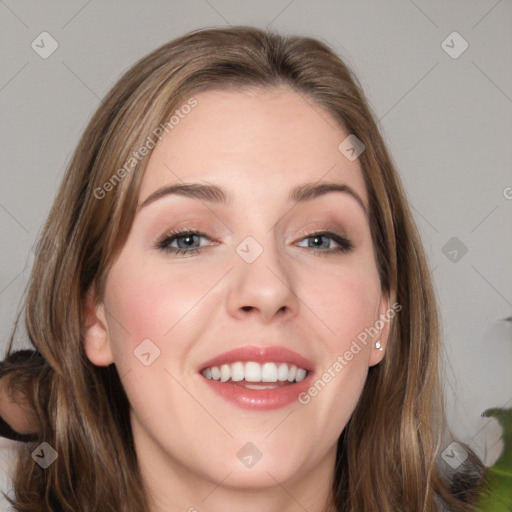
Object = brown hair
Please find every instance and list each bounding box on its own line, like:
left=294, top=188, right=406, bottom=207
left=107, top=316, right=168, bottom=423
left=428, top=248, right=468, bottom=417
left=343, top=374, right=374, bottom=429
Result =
left=4, top=26, right=485, bottom=511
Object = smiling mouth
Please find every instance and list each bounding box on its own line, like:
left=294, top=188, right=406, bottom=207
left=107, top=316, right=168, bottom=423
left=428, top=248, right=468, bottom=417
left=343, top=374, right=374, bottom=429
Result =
left=200, top=361, right=309, bottom=389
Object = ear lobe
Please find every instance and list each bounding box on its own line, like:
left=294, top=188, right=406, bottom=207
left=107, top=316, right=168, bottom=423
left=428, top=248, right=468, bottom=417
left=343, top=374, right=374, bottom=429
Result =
left=368, top=293, right=391, bottom=367
left=83, top=287, right=114, bottom=367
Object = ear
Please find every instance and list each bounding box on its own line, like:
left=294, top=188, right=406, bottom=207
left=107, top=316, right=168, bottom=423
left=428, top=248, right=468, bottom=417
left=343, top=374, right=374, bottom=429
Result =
left=83, top=286, right=114, bottom=367
left=368, top=293, right=392, bottom=367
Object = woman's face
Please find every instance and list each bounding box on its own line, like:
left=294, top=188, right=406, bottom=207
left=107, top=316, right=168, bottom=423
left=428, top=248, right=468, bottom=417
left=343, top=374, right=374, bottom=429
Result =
left=85, top=87, right=390, bottom=505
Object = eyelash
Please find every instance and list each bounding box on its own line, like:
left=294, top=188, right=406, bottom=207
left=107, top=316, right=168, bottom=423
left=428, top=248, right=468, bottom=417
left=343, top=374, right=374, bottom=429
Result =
left=155, top=228, right=354, bottom=257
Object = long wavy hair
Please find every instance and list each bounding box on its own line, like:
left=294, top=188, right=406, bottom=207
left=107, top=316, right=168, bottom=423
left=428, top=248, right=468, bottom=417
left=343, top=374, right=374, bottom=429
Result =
left=4, top=26, right=485, bottom=511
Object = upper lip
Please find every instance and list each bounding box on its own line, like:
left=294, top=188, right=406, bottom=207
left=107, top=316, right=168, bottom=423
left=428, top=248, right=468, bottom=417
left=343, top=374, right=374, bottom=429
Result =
left=198, top=345, right=315, bottom=373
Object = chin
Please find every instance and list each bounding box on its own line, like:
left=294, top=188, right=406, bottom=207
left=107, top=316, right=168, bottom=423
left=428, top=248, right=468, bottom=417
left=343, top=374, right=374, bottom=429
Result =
left=205, top=453, right=306, bottom=490
left=215, top=463, right=297, bottom=490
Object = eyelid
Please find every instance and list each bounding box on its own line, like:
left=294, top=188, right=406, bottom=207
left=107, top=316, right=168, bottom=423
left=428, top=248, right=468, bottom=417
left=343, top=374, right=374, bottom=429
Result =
left=299, top=227, right=348, bottom=240
left=296, top=223, right=352, bottom=243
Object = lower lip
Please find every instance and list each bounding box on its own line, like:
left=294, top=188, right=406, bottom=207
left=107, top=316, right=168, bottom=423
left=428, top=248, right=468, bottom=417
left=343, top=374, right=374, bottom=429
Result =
left=200, top=373, right=314, bottom=410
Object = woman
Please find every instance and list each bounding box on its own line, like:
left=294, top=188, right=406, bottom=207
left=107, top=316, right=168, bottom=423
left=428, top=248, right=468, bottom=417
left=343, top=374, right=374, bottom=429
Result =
left=2, top=26, right=485, bottom=511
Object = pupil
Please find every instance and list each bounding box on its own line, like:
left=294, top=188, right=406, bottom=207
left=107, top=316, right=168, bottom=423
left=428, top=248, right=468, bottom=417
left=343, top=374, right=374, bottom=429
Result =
left=179, top=235, right=196, bottom=248
left=312, top=236, right=325, bottom=248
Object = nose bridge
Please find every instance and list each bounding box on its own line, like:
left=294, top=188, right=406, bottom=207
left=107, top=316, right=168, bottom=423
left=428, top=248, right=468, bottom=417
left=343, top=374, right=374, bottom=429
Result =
left=226, top=225, right=299, bottom=321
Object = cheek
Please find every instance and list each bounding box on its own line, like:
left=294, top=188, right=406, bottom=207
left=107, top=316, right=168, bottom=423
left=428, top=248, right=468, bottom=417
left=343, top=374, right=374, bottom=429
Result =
left=106, top=260, right=205, bottom=337
left=103, top=255, right=227, bottom=371
left=300, top=262, right=381, bottom=352
left=296, top=267, right=380, bottom=446
left=101, top=258, right=216, bottom=417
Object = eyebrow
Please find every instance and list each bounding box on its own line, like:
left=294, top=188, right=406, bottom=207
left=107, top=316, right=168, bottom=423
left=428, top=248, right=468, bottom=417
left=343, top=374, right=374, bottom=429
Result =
left=138, top=181, right=368, bottom=216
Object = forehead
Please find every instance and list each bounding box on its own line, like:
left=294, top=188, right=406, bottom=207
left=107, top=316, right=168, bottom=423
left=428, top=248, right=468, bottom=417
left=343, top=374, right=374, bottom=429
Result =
left=139, top=87, right=368, bottom=207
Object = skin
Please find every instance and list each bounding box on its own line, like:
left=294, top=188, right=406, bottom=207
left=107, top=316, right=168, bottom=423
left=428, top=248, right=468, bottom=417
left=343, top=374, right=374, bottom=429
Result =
left=84, top=86, right=391, bottom=512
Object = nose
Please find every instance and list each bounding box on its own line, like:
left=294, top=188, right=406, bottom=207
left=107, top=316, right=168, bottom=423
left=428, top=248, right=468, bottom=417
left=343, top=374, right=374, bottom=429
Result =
left=225, top=234, right=300, bottom=324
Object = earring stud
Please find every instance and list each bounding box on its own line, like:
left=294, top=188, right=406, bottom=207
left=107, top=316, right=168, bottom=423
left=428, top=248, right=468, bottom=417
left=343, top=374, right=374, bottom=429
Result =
left=375, top=340, right=383, bottom=351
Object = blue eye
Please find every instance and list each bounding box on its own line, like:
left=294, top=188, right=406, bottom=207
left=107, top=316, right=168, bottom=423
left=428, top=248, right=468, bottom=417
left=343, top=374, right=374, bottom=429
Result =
left=155, top=229, right=353, bottom=257
left=297, top=231, right=354, bottom=254
left=156, top=229, right=213, bottom=256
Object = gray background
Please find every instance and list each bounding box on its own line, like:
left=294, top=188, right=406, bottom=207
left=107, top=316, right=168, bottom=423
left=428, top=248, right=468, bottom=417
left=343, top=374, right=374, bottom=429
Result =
left=1, top=0, right=511, bottom=483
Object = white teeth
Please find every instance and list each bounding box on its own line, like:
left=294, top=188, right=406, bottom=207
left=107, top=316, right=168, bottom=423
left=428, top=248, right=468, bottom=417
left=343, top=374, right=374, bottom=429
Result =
left=261, top=362, right=278, bottom=382
left=287, top=365, right=297, bottom=382
left=220, top=364, right=230, bottom=383
left=244, top=362, right=261, bottom=382
left=211, top=366, right=221, bottom=380
left=201, top=361, right=309, bottom=384
left=295, top=368, right=307, bottom=383
left=231, top=361, right=244, bottom=382
left=244, top=383, right=279, bottom=390
left=277, top=363, right=288, bottom=381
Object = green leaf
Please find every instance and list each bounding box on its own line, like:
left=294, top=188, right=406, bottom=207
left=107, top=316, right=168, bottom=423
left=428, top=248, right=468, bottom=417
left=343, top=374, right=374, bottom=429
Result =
left=474, top=408, right=512, bottom=511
